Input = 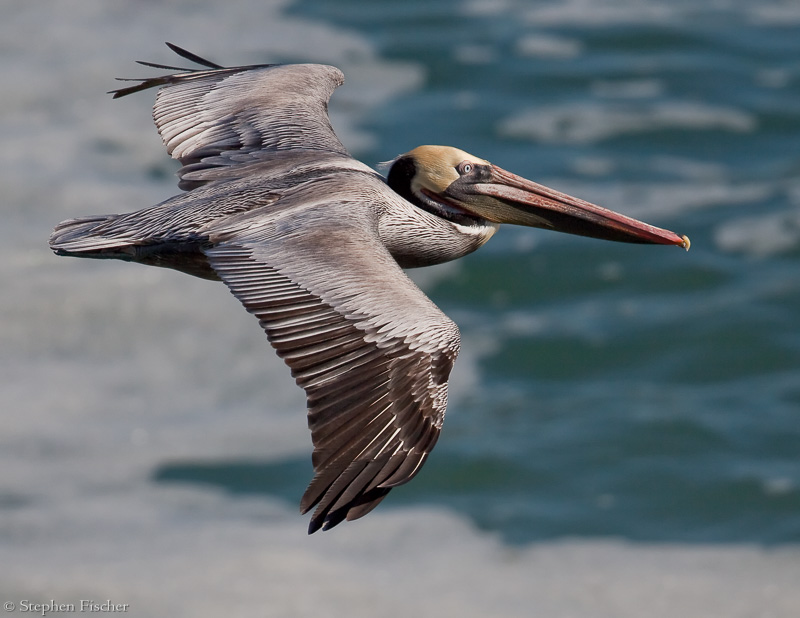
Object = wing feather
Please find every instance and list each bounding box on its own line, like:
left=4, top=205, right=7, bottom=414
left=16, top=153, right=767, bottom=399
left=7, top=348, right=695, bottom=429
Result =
left=110, top=43, right=349, bottom=189
left=203, top=196, right=460, bottom=533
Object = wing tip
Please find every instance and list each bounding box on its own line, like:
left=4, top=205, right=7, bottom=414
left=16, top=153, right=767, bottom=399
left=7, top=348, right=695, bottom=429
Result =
left=304, top=483, right=393, bottom=534
left=107, top=42, right=226, bottom=99
left=163, top=42, right=224, bottom=69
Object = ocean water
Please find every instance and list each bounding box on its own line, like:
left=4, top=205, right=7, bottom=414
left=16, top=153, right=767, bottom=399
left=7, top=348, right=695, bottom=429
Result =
left=2, top=0, right=799, bottom=616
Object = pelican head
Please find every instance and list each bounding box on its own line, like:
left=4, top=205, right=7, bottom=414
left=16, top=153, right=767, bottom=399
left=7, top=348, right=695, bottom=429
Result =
left=387, top=145, right=689, bottom=248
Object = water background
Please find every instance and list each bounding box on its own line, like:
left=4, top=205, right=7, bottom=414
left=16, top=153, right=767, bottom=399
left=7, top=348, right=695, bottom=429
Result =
left=2, top=0, right=800, bottom=615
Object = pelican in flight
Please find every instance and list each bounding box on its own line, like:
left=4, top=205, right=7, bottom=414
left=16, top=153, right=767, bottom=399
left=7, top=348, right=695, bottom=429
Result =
left=50, top=44, right=689, bottom=533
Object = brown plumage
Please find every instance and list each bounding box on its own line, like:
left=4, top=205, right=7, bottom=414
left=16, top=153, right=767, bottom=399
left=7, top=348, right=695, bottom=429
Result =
left=50, top=44, right=688, bottom=533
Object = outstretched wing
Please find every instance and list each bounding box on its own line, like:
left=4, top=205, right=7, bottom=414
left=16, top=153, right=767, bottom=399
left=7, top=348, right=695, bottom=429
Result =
left=110, top=43, right=350, bottom=189
left=203, top=176, right=460, bottom=533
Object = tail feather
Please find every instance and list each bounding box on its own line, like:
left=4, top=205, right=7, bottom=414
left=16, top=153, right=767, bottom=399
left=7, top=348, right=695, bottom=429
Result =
left=49, top=213, right=219, bottom=280
left=49, top=215, right=136, bottom=259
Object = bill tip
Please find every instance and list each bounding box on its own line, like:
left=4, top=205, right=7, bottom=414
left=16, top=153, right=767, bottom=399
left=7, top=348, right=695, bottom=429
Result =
left=681, top=235, right=691, bottom=251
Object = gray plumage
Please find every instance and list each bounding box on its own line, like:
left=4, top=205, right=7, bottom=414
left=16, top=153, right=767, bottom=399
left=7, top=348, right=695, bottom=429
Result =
left=50, top=44, right=689, bottom=533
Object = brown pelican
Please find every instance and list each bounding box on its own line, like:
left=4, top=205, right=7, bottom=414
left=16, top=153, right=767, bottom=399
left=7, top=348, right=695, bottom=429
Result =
left=50, top=44, right=690, bottom=534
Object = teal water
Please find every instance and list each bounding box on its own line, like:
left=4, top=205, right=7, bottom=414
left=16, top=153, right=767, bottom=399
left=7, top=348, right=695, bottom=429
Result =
left=147, top=1, right=800, bottom=544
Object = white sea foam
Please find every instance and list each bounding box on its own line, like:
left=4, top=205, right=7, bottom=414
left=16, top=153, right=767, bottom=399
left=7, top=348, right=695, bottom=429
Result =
left=715, top=179, right=800, bottom=256
left=499, top=101, right=757, bottom=144
left=3, top=486, right=800, bottom=618
left=503, top=0, right=800, bottom=27
left=748, top=4, right=800, bottom=25
left=461, top=0, right=515, bottom=17
left=515, top=34, right=583, bottom=59
left=590, top=79, right=665, bottom=100
left=519, top=0, right=691, bottom=26
left=715, top=209, right=800, bottom=256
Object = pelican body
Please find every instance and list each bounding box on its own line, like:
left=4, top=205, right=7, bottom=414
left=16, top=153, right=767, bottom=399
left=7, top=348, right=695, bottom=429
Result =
left=50, top=44, right=689, bottom=533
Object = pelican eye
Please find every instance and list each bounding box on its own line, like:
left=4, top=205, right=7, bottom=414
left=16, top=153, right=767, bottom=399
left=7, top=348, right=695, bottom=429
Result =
left=457, top=161, right=473, bottom=175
